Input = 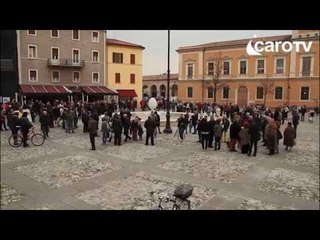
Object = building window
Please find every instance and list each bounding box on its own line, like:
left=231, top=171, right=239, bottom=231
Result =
left=302, top=56, right=311, bottom=76
left=257, top=59, right=265, bottom=74
left=240, top=60, right=247, bottom=74
left=300, top=87, right=310, bottom=100
left=187, top=63, right=194, bottom=79
left=72, top=49, right=80, bottom=63
left=276, top=58, right=284, bottom=74
left=112, top=52, right=123, bottom=63
left=223, top=61, right=230, bottom=75
left=92, top=31, right=99, bottom=42
left=29, top=69, right=37, bottom=82
left=92, top=72, right=99, bottom=83
left=256, top=87, right=264, bottom=99
left=115, top=73, right=121, bottom=83
left=72, top=30, right=80, bottom=40
left=92, top=51, right=99, bottom=63
left=130, top=54, right=135, bottom=64
left=51, top=30, right=59, bottom=38
left=130, top=74, right=135, bottom=84
left=52, top=71, right=60, bottom=82
left=275, top=87, right=283, bottom=100
left=187, top=87, right=193, bottom=98
left=73, top=72, right=80, bottom=83
left=27, top=30, right=36, bottom=36
left=208, top=87, right=214, bottom=98
left=223, top=87, right=229, bottom=99
left=28, top=45, right=37, bottom=59
left=51, top=47, right=59, bottom=59
left=208, top=62, right=214, bottom=75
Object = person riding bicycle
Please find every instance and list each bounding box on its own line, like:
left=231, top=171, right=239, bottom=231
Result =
left=20, top=112, right=33, bottom=147
left=10, top=111, right=21, bottom=145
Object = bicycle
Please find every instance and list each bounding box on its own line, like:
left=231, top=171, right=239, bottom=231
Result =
left=150, top=184, right=193, bottom=210
left=8, top=127, right=45, bottom=147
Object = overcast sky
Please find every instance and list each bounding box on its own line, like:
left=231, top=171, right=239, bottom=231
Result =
left=107, top=30, right=292, bottom=76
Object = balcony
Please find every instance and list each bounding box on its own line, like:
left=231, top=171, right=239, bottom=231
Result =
left=47, top=58, right=85, bottom=68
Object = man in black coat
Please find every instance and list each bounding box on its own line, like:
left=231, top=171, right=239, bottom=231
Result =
left=191, top=113, right=198, bottom=134
left=292, top=111, right=299, bottom=138
left=229, top=120, right=241, bottom=151
left=208, top=117, right=215, bottom=148
left=82, top=109, right=89, bottom=133
left=112, top=114, right=123, bottom=146
left=144, top=116, right=156, bottom=145
left=122, top=114, right=131, bottom=142
left=20, top=112, right=33, bottom=147
left=248, top=118, right=261, bottom=157
left=200, top=116, right=210, bottom=150
left=39, top=110, right=50, bottom=138
left=88, top=116, right=98, bottom=150
left=154, top=111, right=161, bottom=134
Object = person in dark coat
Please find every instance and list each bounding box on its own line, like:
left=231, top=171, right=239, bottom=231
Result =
left=39, top=110, right=50, bottom=138
left=265, top=119, right=277, bottom=155
left=20, top=112, right=33, bottom=147
left=283, top=122, right=295, bottom=151
left=208, top=117, right=215, bottom=148
left=238, top=122, right=250, bottom=154
left=112, top=113, right=123, bottom=146
left=292, top=111, right=299, bottom=139
left=214, top=119, right=223, bottom=150
left=229, top=120, right=241, bottom=151
left=154, top=111, right=161, bottom=134
left=130, top=116, right=139, bottom=141
left=222, top=116, right=230, bottom=142
left=177, top=114, right=187, bottom=140
left=200, top=116, right=210, bottom=150
left=82, top=109, right=89, bottom=133
left=196, top=115, right=203, bottom=143
left=248, top=118, right=261, bottom=157
left=122, top=114, right=131, bottom=142
left=191, top=112, right=198, bottom=134
left=144, top=116, right=156, bottom=145
left=88, top=116, right=98, bottom=150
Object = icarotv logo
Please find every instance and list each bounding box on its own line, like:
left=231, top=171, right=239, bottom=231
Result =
left=246, top=37, right=313, bottom=56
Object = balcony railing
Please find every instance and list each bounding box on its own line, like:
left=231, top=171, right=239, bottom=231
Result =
left=47, top=58, right=85, bottom=68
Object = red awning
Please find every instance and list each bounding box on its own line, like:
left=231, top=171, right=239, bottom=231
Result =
left=116, top=89, right=137, bottom=98
left=20, top=85, right=71, bottom=94
left=81, top=86, right=117, bottom=95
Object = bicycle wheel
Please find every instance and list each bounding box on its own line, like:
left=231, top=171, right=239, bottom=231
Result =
left=8, top=135, right=23, bottom=147
left=31, top=133, right=45, bottom=146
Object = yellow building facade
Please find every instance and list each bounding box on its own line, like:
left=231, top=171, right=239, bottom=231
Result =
left=105, top=38, right=145, bottom=103
left=176, top=30, right=319, bottom=108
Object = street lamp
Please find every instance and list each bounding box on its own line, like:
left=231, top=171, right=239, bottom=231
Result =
left=164, top=30, right=172, bottom=134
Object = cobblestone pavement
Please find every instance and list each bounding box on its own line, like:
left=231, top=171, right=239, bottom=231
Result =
left=1, top=116, right=319, bottom=210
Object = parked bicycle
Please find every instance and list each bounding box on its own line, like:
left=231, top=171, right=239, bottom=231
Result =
left=8, top=127, right=45, bottom=147
left=150, top=184, right=193, bottom=210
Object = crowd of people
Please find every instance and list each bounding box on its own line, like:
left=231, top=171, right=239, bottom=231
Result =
left=0, top=99, right=318, bottom=156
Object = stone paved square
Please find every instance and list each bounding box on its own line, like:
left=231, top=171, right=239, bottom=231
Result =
left=1, top=144, right=58, bottom=164
left=237, top=198, right=295, bottom=210
left=1, top=183, right=24, bottom=206
left=99, top=143, right=172, bottom=163
left=282, top=151, right=319, bottom=169
left=76, top=171, right=217, bottom=210
left=256, top=168, right=319, bottom=202
left=158, top=152, right=257, bottom=183
left=15, top=155, right=122, bottom=188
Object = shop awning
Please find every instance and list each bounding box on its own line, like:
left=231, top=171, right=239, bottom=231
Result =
left=20, top=85, right=71, bottom=94
left=81, top=86, right=117, bottom=95
left=116, top=89, right=137, bottom=98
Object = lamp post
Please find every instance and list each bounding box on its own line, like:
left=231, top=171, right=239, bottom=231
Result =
left=164, top=30, right=172, bottom=134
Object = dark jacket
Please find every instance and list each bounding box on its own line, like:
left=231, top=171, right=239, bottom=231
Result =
left=112, top=117, right=123, bottom=134
left=155, top=113, right=160, bottom=126
left=177, top=117, right=187, bottom=129
left=248, top=122, right=261, bottom=142
left=39, top=114, right=50, bottom=126
left=88, top=119, right=98, bottom=134
left=283, top=126, right=295, bottom=147
left=191, top=114, right=198, bottom=125
left=292, top=114, right=299, bottom=125
left=214, top=124, right=223, bottom=138
left=208, top=120, right=215, bottom=135
left=122, top=116, right=131, bottom=130
left=222, top=118, right=230, bottom=131
left=82, top=112, right=89, bottom=123
left=144, top=118, right=156, bottom=133
left=200, top=119, right=210, bottom=134
left=230, top=121, right=241, bottom=139
left=20, top=117, right=33, bottom=132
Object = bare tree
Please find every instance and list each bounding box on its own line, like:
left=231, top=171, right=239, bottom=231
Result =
left=211, top=53, right=227, bottom=104
left=260, top=75, right=274, bottom=106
